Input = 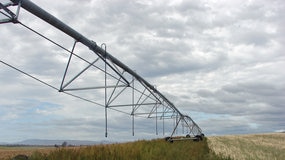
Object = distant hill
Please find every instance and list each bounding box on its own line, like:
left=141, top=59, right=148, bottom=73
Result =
left=15, top=139, right=110, bottom=146
left=0, top=142, right=9, bottom=145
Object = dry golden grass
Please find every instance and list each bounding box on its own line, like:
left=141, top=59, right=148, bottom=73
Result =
left=0, top=146, right=56, bottom=160
left=207, top=133, right=285, bottom=160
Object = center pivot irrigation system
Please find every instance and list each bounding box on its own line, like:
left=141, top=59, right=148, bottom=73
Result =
left=0, top=0, right=203, bottom=141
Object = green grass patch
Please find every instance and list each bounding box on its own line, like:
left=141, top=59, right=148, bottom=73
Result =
left=24, top=138, right=230, bottom=160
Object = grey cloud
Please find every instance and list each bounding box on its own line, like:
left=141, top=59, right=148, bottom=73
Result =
left=184, top=80, right=285, bottom=135
left=222, top=82, right=284, bottom=98
left=200, top=118, right=261, bottom=135
left=194, top=81, right=285, bottom=111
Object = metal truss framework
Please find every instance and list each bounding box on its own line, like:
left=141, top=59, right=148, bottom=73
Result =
left=0, top=0, right=203, bottom=139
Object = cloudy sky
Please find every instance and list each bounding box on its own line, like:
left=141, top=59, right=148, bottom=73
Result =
left=0, top=0, right=284, bottom=143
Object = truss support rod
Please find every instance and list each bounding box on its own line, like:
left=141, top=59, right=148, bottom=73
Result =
left=156, top=104, right=158, bottom=135
left=163, top=105, right=165, bottom=135
left=62, top=85, right=127, bottom=92
left=101, top=43, right=108, bottom=138
left=10, top=0, right=184, bottom=117
left=170, top=116, right=182, bottom=138
left=60, top=58, right=99, bottom=91
left=184, top=116, right=202, bottom=135
left=60, top=40, right=77, bottom=91
left=132, top=75, right=135, bottom=136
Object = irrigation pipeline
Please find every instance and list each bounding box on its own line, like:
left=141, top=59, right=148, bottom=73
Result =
left=8, top=0, right=182, bottom=115
left=1, top=0, right=203, bottom=139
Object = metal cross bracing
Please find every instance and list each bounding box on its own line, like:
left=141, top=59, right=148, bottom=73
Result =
left=0, top=0, right=203, bottom=141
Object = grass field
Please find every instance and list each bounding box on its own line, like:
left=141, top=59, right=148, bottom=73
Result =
left=1, top=133, right=284, bottom=160
left=1, top=138, right=228, bottom=160
left=0, top=146, right=55, bottom=160
left=207, top=133, right=285, bottom=160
